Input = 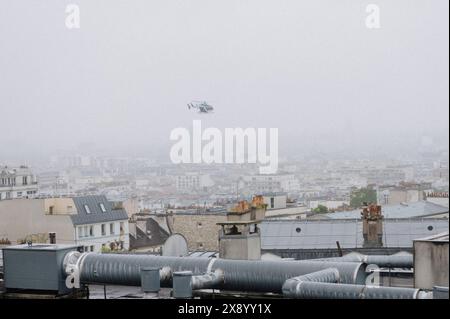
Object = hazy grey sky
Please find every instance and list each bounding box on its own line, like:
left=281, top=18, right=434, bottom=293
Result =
left=0, top=0, right=448, bottom=160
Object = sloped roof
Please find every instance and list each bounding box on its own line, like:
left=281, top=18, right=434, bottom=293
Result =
left=70, top=195, right=128, bottom=226
left=130, top=218, right=170, bottom=249
left=260, top=218, right=449, bottom=250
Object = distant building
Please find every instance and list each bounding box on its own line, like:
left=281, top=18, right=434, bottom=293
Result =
left=426, top=192, right=449, bottom=208
left=363, top=168, right=407, bottom=185
left=377, top=183, right=432, bottom=205
left=432, top=165, right=449, bottom=181
left=176, top=173, right=214, bottom=192
left=308, top=199, right=350, bottom=211
left=263, top=192, right=287, bottom=210
left=314, top=201, right=449, bottom=220
left=261, top=192, right=308, bottom=219
left=242, top=174, right=300, bottom=193
left=0, top=195, right=129, bottom=252
left=36, top=171, right=69, bottom=196
left=0, top=166, right=38, bottom=200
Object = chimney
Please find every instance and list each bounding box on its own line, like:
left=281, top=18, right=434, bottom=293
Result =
left=361, top=204, right=383, bottom=248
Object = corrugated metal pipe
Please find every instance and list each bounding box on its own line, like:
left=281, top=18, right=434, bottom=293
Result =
left=317, top=252, right=413, bottom=268
left=282, top=268, right=340, bottom=297
left=282, top=268, right=432, bottom=299
left=172, top=269, right=225, bottom=298
left=73, top=253, right=366, bottom=293
left=191, top=269, right=225, bottom=290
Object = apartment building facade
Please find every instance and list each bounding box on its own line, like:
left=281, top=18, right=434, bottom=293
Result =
left=243, top=174, right=300, bottom=193
left=0, top=166, right=38, bottom=200
left=0, top=195, right=129, bottom=252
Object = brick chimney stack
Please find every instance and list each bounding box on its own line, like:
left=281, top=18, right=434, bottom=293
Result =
left=361, top=204, right=383, bottom=248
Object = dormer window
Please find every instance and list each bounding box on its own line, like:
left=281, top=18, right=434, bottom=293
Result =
left=99, top=203, right=107, bottom=213
left=84, top=204, right=91, bottom=214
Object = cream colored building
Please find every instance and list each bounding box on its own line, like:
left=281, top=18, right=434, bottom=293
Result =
left=0, top=195, right=129, bottom=253
left=263, top=192, right=308, bottom=219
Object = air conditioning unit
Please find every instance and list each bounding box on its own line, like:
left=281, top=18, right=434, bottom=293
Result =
left=2, top=244, right=80, bottom=294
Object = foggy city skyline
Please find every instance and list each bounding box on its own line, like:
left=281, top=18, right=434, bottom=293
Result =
left=0, top=1, right=449, bottom=305
left=1, top=0, right=448, bottom=164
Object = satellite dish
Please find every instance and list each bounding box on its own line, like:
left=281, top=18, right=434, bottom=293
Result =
left=162, top=233, right=188, bottom=257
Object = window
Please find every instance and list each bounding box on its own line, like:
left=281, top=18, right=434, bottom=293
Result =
left=99, top=203, right=107, bottom=213
left=120, top=222, right=124, bottom=235
left=110, top=223, right=115, bottom=235
left=78, top=227, right=84, bottom=238
left=270, top=197, right=275, bottom=209
left=89, top=226, right=94, bottom=237
left=101, top=224, right=106, bottom=236
left=49, top=206, right=54, bottom=215
left=17, top=192, right=22, bottom=197
left=84, top=205, right=91, bottom=214
left=22, top=176, right=28, bottom=185
left=90, top=245, right=94, bottom=252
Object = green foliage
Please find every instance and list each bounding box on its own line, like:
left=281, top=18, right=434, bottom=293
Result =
left=313, top=204, right=329, bottom=214
left=350, top=187, right=377, bottom=208
left=101, top=246, right=112, bottom=253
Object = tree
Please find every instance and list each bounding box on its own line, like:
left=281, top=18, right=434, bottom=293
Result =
left=313, top=204, right=329, bottom=214
left=350, top=187, right=377, bottom=208
left=101, top=245, right=111, bottom=253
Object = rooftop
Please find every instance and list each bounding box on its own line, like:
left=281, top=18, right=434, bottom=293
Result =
left=321, top=201, right=448, bottom=219
left=70, top=195, right=128, bottom=226
left=414, top=231, right=449, bottom=243
left=260, top=218, right=449, bottom=250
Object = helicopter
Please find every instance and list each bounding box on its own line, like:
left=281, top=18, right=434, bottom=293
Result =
left=187, top=101, right=214, bottom=114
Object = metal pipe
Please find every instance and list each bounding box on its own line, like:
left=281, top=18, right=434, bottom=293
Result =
left=75, top=253, right=366, bottom=293
left=282, top=268, right=431, bottom=299
left=210, top=258, right=365, bottom=292
left=173, top=269, right=225, bottom=298
left=191, top=269, right=224, bottom=290
left=282, top=268, right=340, bottom=297
left=317, top=252, right=413, bottom=268
left=287, top=282, right=431, bottom=299
left=79, top=254, right=211, bottom=286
